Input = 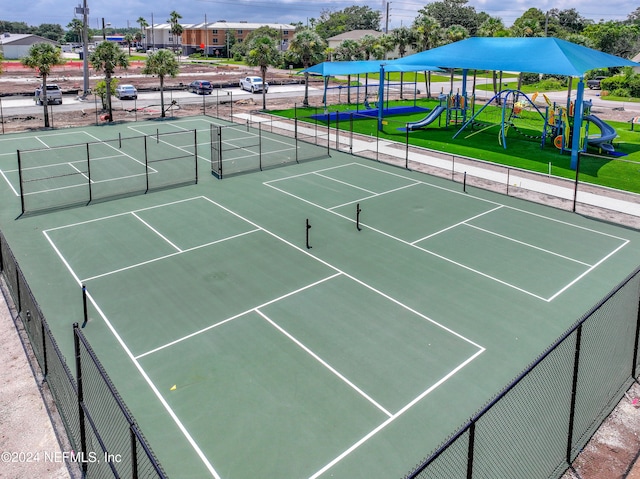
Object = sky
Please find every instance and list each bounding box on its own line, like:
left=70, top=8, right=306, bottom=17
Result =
left=1, top=0, right=637, bottom=32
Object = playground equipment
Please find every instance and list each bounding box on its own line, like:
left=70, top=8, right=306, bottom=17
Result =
left=584, top=114, right=617, bottom=153
left=398, top=90, right=471, bottom=132
left=403, top=106, right=447, bottom=131
left=549, top=99, right=618, bottom=154
left=453, top=89, right=550, bottom=148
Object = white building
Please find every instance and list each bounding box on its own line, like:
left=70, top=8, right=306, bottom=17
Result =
left=0, top=33, right=59, bottom=59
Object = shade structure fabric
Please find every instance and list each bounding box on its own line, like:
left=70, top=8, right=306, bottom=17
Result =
left=301, top=60, right=443, bottom=76
left=392, top=37, right=639, bottom=77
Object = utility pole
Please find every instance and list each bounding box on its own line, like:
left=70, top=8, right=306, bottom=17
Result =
left=78, top=0, right=90, bottom=98
left=385, top=1, right=391, bottom=34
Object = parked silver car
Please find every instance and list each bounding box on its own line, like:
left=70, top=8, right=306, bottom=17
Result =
left=115, top=84, right=138, bottom=100
left=239, top=76, right=268, bottom=93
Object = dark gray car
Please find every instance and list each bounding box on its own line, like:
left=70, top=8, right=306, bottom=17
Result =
left=188, top=80, right=213, bottom=95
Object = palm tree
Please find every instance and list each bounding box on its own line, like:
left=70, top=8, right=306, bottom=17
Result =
left=333, top=40, right=364, bottom=104
left=288, top=29, right=326, bottom=107
left=390, top=26, right=417, bottom=99
left=66, top=18, right=84, bottom=44
left=413, top=15, right=442, bottom=97
left=246, top=36, right=281, bottom=110
left=142, top=49, right=180, bottom=117
left=137, top=17, right=149, bottom=49
left=124, top=33, right=135, bottom=55
left=478, top=17, right=505, bottom=37
left=21, top=43, right=64, bottom=127
left=167, top=11, right=183, bottom=54
left=89, top=41, right=129, bottom=122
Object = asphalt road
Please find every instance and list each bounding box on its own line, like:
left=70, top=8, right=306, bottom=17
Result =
left=0, top=84, right=319, bottom=116
left=1, top=80, right=638, bottom=117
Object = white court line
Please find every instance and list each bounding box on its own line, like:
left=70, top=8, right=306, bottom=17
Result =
left=126, top=124, right=212, bottom=164
left=0, top=169, right=19, bottom=196
left=86, top=291, right=222, bottom=479
left=198, top=196, right=483, bottom=350
left=257, top=308, right=393, bottom=418
left=43, top=215, right=223, bottom=479
left=45, top=192, right=485, bottom=479
left=135, top=272, right=343, bottom=359
left=267, top=162, right=631, bottom=301
left=411, top=206, right=504, bottom=244
left=313, top=171, right=377, bottom=195
left=131, top=211, right=182, bottom=252
left=34, top=136, right=51, bottom=148
left=309, top=347, right=485, bottom=479
left=81, top=229, right=259, bottom=283
left=464, top=223, right=594, bottom=267
left=266, top=172, right=551, bottom=301
left=68, top=162, right=91, bottom=183
left=548, top=239, right=630, bottom=301
left=45, top=196, right=206, bottom=232
left=82, top=130, right=154, bottom=170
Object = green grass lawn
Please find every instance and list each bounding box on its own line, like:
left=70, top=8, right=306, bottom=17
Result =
left=271, top=98, right=640, bottom=194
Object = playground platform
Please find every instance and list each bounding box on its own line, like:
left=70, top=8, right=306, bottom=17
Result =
left=310, top=105, right=430, bottom=122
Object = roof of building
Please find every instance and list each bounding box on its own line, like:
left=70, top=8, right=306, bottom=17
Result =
left=0, top=33, right=58, bottom=46
left=149, top=21, right=295, bottom=30
left=327, top=30, right=383, bottom=42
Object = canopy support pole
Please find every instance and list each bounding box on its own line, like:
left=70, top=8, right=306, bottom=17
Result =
left=570, top=78, right=585, bottom=170
left=378, top=65, right=385, bottom=131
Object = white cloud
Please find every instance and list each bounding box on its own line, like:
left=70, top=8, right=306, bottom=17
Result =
left=1, top=0, right=636, bottom=31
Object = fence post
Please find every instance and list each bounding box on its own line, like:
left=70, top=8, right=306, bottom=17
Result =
left=466, top=422, right=476, bottom=479
left=17, top=150, right=26, bottom=216
left=130, top=427, right=139, bottom=479
left=349, top=114, right=353, bottom=155
left=566, top=325, right=583, bottom=464
left=194, top=129, right=198, bottom=184
left=259, top=122, right=263, bottom=171
left=73, top=322, right=89, bottom=477
left=41, top=319, right=48, bottom=378
left=632, top=297, right=640, bottom=381
left=86, top=143, right=92, bottom=204
left=144, top=135, right=149, bottom=193
left=572, top=152, right=581, bottom=213
left=405, top=127, right=409, bottom=169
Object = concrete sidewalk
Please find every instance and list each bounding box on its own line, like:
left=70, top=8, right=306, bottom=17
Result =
left=236, top=112, right=640, bottom=229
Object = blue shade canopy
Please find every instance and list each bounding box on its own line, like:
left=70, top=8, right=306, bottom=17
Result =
left=302, top=60, right=442, bottom=76
left=393, top=37, right=640, bottom=77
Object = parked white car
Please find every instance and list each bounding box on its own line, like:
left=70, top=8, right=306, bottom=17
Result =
left=34, top=84, right=63, bottom=105
left=239, top=76, right=268, bottom=93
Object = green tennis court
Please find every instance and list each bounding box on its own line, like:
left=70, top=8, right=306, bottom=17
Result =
left=1, top=116, right=639, bottom=478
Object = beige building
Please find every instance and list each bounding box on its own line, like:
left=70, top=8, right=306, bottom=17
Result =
left=145, top=21, right=295, bottom=56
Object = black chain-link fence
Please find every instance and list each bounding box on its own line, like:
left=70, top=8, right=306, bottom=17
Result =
left=0, top=228, right=167, bottom=479
left=404, top=267, right=640, bottom=479
left=17, top=129, right=199, bottom=215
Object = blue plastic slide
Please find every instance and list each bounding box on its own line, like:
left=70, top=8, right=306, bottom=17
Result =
left=584, top=114, right=617, bottom=153
left=399, top=105, right=447, bottom=131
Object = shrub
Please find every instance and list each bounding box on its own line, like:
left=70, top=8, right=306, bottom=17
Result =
left=600, top=76, right=626, bottom=91
left=538, top=78, right=564, bottom=90
left=610, top=88, right=631, bottom=98
left=628, top=75, right=640, bottom=98
left=521, top=73, right=540, bottom=85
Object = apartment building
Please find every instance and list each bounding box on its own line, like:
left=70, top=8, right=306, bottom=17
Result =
left=145, top=21, right=295, bottom=56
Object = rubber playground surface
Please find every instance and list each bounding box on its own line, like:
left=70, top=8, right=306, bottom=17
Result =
left=1, top=116, right=640, bottom=478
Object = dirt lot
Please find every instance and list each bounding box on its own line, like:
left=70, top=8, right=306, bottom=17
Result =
left=1, top=61, right=639, bottom=478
